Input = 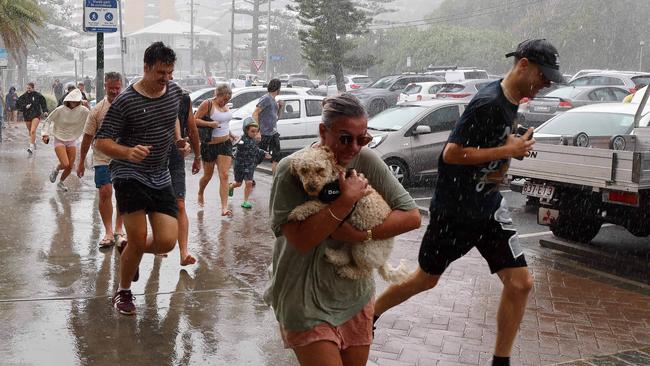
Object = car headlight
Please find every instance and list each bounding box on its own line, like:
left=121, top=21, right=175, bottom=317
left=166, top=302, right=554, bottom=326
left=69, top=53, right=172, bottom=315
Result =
left=368, top=135, right=386, bottom=148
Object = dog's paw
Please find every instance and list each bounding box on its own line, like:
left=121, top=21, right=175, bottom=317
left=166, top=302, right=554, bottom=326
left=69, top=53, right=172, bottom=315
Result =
left=324, top=247, right=351, bottom=265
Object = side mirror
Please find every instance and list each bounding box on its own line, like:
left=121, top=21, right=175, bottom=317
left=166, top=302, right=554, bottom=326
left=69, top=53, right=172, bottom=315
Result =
left=413, top=125, right=432, bottom=135
left=227, top=102, right=233, bottom=109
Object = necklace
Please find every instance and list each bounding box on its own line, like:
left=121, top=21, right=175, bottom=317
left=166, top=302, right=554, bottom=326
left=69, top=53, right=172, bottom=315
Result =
left=500, top=82, right=520, bottom=105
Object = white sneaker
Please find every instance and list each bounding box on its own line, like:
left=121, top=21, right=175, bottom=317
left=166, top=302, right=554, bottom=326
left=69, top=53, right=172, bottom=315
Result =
left=27, top=145, right=33, bottom=155
left=57, top=181, right=68, bottom=192
left=49, top=167, right=59, bottom=183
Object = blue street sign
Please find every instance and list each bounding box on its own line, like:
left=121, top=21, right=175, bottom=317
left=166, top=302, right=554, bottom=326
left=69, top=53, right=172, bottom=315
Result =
left=0, top=48, right=7, bottom=68
left=84, top=0, right=118, bottom=33
left=270, top=55, right=285, bottom=62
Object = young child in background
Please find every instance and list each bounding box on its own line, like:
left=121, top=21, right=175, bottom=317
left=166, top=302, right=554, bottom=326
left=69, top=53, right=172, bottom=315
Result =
left=229, top=117, right=271, bottom=209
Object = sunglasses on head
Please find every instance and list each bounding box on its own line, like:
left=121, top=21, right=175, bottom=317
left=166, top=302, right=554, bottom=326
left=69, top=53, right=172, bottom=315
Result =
left=333, top=131, right=373, bottom=146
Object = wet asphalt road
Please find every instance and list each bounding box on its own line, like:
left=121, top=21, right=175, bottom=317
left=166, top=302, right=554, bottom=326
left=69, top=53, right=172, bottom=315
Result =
left=0, top=127, right=648, bottom=365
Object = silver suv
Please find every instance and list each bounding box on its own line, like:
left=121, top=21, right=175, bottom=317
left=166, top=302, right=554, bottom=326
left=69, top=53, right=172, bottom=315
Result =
left=568, top=71, right=650, bottom=93
left=368, top=100, right=467, bottom=185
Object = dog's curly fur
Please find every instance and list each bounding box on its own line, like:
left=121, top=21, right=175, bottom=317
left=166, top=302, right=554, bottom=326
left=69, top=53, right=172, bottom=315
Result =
left=287, top=146, right=409, bottom=283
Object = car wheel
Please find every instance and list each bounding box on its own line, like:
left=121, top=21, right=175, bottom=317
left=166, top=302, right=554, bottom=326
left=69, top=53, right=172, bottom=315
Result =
left=385, top=158, right=409, bottom=185
left=368, top=100, right=387, bottom=116
left=549, top=209, right=601, bottom=243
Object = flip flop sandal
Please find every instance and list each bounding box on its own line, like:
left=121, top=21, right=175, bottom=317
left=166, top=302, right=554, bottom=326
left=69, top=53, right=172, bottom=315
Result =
left=99, top=237, right=115, bottom=248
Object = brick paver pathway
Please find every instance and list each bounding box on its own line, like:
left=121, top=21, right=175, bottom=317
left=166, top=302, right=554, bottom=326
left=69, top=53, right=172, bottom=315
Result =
left=371, top=228, right=650, bottom=366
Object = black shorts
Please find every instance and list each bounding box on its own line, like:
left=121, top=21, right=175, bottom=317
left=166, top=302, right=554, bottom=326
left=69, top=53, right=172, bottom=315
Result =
left=201, top=140, right=233, bottom=162
left=113, top=179, right=178, bottom=218
left=233, top=162, right=255, bottom=182
left=259, top=133, right=281, bottom=162
left=418, top=211, right=527, bottom=275
left=168, top=148, right=186, bottom=199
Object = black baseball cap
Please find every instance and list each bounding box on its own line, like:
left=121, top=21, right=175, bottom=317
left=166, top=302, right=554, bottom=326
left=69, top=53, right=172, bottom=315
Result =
left=506, top=39, right=563, bottom=83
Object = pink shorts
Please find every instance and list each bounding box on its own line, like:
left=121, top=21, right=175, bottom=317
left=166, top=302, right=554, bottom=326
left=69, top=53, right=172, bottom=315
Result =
left=280, top=298, right=374, bottom=350
left=53, top=138, right=78, bottom=148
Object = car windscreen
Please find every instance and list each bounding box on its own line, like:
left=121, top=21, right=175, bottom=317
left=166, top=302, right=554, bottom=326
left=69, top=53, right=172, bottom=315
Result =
left=543, top=87, right=584, bottom=99
left=536, top=111, right=634, bottom=136
left=368, top=106, right=427, bottom=131
left=631, top=75, right=650, bottom=87
left=351, top=77, right=372, bottom=84
left=439, top=84, right=464, bottom=93
left=367, top=76, right=399, bottom=89
left=464, top=71, right=488, bottom=79
left=403, top=84, right=422, bottom=94
left=231, top=98, right=260, bottom=120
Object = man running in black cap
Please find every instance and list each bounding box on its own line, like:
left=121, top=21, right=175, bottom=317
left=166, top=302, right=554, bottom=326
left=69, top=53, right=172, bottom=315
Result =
left=374, top=39, right=562, bottom=366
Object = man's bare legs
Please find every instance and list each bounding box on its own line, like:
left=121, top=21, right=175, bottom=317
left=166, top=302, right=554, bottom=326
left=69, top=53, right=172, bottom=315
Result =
left=98, top=184, right=124, bottom=243
left=374, top=266, right=533, bottom=363
left=374, top=268, right=440, bottom=317
left=494, top=267, right=533, bottom=357
left=119, top=211, right=178, bottom=290
left=176, top=198, right=196, bottom=266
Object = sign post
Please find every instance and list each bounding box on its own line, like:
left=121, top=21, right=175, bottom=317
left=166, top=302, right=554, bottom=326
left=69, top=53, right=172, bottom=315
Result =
left=83, top=0, right=118, bottom=102
left=252, top=59, right=265, bottom=73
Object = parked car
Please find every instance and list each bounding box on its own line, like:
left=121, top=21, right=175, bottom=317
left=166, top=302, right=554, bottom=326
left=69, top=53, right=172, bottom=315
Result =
left=568, top=69, right=604, bottom=83
left=229, top=94, right=326, bottom=155
left=518, top=85, right=630, bottom=128
left=426, top=68, right=489, bottom=82
left=534, top=103, right=650, bottom=139
left=568, top=71, right=650, bottom=93
left=288, top=78, right=318, bottom=89
left=189, top=86, right=314, bottom=113
left=350, top=74, right=443, bottom=116
left=175, top=76, right=211, bottom=92
left=398, top=81, right=447, bottom=104
left=279, top=73, right=310, bottom=81
left=436, top=79, right=494, bottom=100
left=367, top=100, right=468, bottom=184
left=319, top=75, right=374, bottom=95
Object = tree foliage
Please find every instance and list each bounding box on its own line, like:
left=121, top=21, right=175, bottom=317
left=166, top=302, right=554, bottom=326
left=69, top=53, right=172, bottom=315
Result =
left=288, top=0, right=374, bottom=91
left=424, top=0, right=650, bottom=73
left=194, top=40, right=223, bottom=76
left=0, top=0, right=46, bottom=62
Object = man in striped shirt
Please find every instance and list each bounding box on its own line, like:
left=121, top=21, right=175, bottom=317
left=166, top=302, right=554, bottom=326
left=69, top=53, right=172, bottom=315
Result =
left=96, top=42, right=183, bottom=316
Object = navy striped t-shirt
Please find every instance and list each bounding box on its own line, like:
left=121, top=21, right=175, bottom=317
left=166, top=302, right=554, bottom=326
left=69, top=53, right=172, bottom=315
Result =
left=96, top=82, right=182, bottom=189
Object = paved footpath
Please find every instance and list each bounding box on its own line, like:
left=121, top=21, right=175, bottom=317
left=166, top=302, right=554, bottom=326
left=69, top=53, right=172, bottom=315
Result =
left=263, top=159, right=650, bottom=366
left=1, top=125, right=648, bottom=365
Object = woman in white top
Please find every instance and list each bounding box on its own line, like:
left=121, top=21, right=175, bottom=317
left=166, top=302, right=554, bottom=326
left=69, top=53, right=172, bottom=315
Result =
left=195, top=84, right=237, bottom=216
left=41, top=89, right=90, bottom=191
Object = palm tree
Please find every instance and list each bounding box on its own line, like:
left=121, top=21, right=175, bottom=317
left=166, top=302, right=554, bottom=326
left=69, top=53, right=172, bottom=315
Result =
left=0, top=0, right=46, bottom=63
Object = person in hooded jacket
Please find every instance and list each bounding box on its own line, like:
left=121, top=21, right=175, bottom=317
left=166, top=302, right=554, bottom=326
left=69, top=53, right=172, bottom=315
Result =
left=16, top=82, right=48, bottom=154
left=41, top=89, right=90, bottom=191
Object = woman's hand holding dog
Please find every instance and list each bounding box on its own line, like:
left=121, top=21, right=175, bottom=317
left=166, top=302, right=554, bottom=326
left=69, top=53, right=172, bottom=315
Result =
left=339, top=169, right=368, bottom=204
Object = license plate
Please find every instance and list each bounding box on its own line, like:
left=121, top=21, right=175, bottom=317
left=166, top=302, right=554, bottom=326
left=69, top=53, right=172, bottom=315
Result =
left=533, top=105, right=550, bottom=112
left=522, top=182, right=555, bottom=199
left=537, top=207, right=559, bottom=226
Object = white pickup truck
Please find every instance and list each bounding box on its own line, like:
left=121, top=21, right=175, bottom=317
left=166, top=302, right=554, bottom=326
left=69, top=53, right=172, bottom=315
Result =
left=509, top=98, right=650, bottom=243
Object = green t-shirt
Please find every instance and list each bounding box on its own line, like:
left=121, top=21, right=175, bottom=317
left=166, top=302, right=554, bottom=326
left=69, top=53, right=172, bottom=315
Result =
left=263, top=147, right=418, bottom=331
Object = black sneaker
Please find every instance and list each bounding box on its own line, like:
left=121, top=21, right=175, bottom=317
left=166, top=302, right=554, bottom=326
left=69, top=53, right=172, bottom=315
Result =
left=116, top=239, right=139, bottom=282
left=112, top=290, right=136, bottom=315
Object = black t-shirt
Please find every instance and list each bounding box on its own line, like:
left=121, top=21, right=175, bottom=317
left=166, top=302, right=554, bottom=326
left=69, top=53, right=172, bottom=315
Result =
left=430, top=80, right=518, bottom=221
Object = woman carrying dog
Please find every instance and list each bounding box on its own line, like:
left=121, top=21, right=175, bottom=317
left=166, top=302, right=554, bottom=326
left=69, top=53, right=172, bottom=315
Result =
left=264, top=93, right=421, bottom=366
left=195, top=84, right=237, bottom=216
